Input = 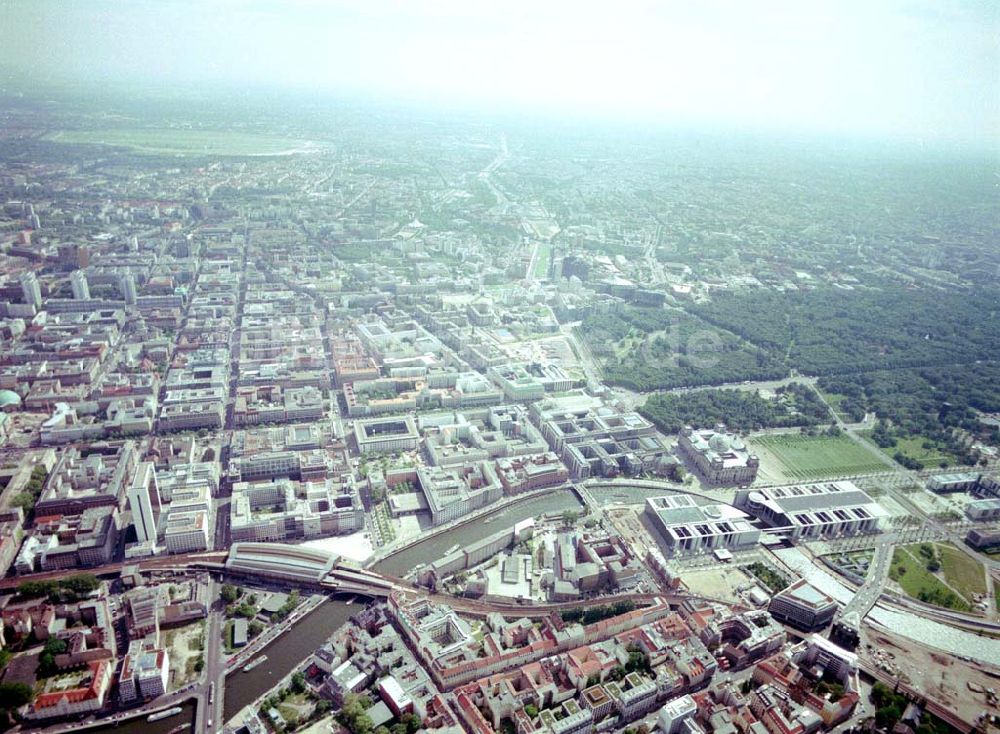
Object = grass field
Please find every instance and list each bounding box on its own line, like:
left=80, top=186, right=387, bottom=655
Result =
left=750, top=433, right=891, bottom=480
left=817, top=388, right=850, bottom=421
left=936, top=543, right=986, bottom=600
left=533, top=242, right=552, bottom=278
left=44, top=128, right=317, bottom=156
left=889, top=545, right=971, bottom=612
left=889, top=435, right=957, bottom=468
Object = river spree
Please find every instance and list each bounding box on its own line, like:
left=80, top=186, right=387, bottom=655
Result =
left=373, top=487, right=583, bottom=577
left=223, top=488, right=582, bottom=719
left=88, top=489, right=584, bottom=732
left=82, top=700, right=196, bottom=734
left=223, top=597, right=356, bottom=720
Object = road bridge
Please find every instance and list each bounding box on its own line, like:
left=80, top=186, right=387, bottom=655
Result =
left=838, top=539, right=895, bottom=622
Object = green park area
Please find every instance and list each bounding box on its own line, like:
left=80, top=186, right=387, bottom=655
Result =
left=749, top=433, right=890, bottom=481
left=936, top=543, right=987, bottom=600
left=44, top=128, right=315, bottom=156
left=533, top=242, right=552, bottom=278
left=886, top=434, right=959, bottom=469
left=889, top=542, right=987, bottom=612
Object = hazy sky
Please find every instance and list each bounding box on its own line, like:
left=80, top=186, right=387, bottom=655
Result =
left=1, top=0, right=997, bottom=144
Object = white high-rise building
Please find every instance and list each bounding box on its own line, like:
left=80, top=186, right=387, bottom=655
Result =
left=19, top=272, right=41, bottom=308
left=128, top=462, right=161, bottom=544
left=658, top=695, right=697, bottom=734
left=71, top=270, right=90, bottom=300
left=120, top=272, right=137, bottom=304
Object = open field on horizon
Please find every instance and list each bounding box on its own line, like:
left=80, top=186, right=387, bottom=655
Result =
left=44, top=128, right=318, bottom=156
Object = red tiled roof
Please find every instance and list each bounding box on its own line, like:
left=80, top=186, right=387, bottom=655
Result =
left=35, top=660, right=108, bottom=709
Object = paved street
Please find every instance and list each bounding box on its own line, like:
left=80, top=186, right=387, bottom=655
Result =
left=838, top=539, right=894, bottom=621
left=195, top=578, right=224, bottom=734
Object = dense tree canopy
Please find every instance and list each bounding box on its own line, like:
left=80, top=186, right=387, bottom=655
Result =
left=17, top=574, right=100, bottom=603
left=577, top=307, right=785, bottom=391
left=337, top=693, right=375, bottom=734
left=818, top=363, right=1000, bottom=430
left=639, top=383, right=831, bottom=433
left=0, top=682, right=33, bottom=709
left=690, top=283, right=1000, bottom=375
left=819, top=363, right=999, bottom=466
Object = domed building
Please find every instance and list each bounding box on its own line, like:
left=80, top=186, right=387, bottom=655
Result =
left=708, top=432, right=731, bottom=454
left=678, top=423, right=759, bottom=486
left=0, top=389, right=22, bottom=412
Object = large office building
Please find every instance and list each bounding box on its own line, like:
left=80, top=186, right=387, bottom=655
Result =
left=966, top=498, right=1000, bottom=522
left=927, top=472, right=981, bottom=494
left=127, top=462, right=160, bottom=544
left=36, top=441, right=138, bottom=517
left=163, top=509, right=210, bottom=553
left=965, top=526, right=1000, bottom=551
left=229, top=449, right=328, bottom=483
left=657, top=695, right=697, bottom=734
left=532, top=392, right=663, bottom=479
left=767, top=579, right=839, bottom=631
left=734, top=481, right=887, bottom=540
left=118, top=642, right=170, bottom=701
left=158, top=387, right=226, bottom=432
left=645, top=495, right=760, bottom=557
left=71, top=270, right=91, bottom=300
left=417, top=463, right=503, bottom=526
left=119, top=271, right=137, bottom=305
left=353, top=416, right=421, bottom=455
left=420, top=405, right=549, bottom=467
left=230, top=477, right=364, bottom=542
left=19, top=271, right=42, bottom=309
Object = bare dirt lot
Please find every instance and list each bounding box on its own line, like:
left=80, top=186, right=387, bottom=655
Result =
left=862, top=627, right=1000, bottom=726
left=163, top=620, right=205, bottom=689
left=680, top=567, right=756, bottom=605
left=606, top=506, right=661, bottom=560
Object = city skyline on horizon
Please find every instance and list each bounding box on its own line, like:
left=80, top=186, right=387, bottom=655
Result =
left=1, top=0, right=997, bottom=146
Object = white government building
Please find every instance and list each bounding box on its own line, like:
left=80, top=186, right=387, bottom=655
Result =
left=645, top=495, right=760, bottom=557
left=734, top=480, right=887, bottom=539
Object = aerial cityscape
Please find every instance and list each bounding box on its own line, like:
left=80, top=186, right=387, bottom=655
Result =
left=0, top=3, right=997, bottom=734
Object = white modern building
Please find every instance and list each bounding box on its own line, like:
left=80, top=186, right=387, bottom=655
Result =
left=658, top=695, right=697, bottom=734
left=19, top=271, right=42, bottom=308
left=645, top=495, right=760, bottom=557
left=118, top=641, right=170, bottom=702
left=71, top=270, right=91, bottom=300
left=163, top=509, right=210, bottom=553
left=127, top=462, right=160, bottom=545
left=734, top=481, right=887, bottom=540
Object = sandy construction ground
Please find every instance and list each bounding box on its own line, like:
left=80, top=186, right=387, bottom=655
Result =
left=862, top=627, right=1000, bottom=727
left=679, top=566, right=756, bottom=605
